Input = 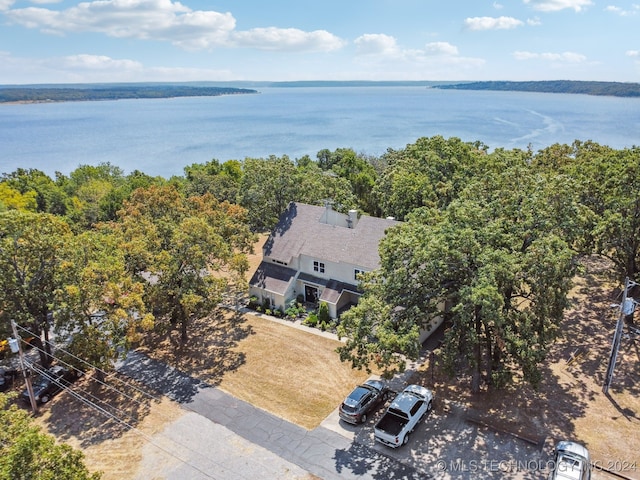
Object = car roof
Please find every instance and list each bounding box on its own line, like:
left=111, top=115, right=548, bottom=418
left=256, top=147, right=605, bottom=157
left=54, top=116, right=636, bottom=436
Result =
left=556, top=441, right=590, bottom=461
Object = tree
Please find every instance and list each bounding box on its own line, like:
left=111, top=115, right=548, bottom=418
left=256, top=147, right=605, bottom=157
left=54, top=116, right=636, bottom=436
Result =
left=338, top=158, right=577, bottom=391
left=0, top=183, right=37, bottom=212
left=373, top=136, right=489, bottom=220
left=54, top=227, right=153, bottom=378
left=183, top=159, right=242, bottom=202
left=117, top=185, right=255, bottom=342
left=0, top=211, right=72, bottom=367
left=0, top=393, right=101, bottom=479
left=238, top=156, right=301, bottom=231
left=2, top=168, right=67, bottom=214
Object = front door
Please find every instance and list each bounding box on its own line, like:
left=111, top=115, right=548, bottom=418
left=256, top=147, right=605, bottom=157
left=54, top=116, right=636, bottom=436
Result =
left=304, top=285, right=318, bottom=304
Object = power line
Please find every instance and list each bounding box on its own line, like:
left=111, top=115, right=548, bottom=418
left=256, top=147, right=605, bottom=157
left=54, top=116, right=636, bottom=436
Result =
left=14, top=323, right=163, bottom=405
left=11, top=323, right=255, bottom=480
left=25, top=362, right=220, bottom=480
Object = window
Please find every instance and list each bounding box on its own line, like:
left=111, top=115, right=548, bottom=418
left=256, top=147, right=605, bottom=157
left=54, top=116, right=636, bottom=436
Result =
left=410, top=401, right=424, bottom=416
left=313, top=261, right=325, bottom=273
left=354, top=269, right=365, bottom=280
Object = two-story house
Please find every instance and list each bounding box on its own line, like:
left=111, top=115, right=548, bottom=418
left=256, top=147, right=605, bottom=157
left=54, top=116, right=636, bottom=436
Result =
left=249, top=202, right=400, bottom=319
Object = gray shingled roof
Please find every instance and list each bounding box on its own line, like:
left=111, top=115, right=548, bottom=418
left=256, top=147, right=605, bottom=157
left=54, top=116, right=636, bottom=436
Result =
left=249, top=262, right=297, bottom=295
left=263, top=203, right=400, bottom=270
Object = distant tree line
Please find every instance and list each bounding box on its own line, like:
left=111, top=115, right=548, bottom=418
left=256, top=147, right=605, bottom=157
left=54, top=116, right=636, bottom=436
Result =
left=0, top=85, right=257, bottom=103
left=433, top=80, right=640, bottom=97
left=1, top=136, right=640, bottom=394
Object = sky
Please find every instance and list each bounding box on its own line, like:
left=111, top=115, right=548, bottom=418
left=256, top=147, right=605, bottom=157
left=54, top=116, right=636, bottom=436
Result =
left=1, top=0, right=639, bottom=85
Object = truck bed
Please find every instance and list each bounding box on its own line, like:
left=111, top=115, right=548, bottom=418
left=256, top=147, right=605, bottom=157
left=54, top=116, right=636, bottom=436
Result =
left=374, top=408, right=408, bottom=436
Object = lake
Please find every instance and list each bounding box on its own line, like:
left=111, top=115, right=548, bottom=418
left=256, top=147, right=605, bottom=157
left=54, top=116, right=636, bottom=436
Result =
left=1, top=86, right=639, bottom=178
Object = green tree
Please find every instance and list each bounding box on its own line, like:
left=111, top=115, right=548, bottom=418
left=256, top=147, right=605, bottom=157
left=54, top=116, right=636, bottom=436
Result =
left=0, top=393, right=101, bottom=479
left=561, top=143, right=640, bottom=278
left=339, top=159, right=577, bottom=391
left=2, top=168, right=68, bottom=214
left=373, top=136, right=489, bottom=220
left=54, top=227, right=153, bottom=378
left=183, top=159, right=242, bottom=202
left=238, top=156, right=301, bottom=231
left=0, top=211, right=72, bottom=367
left=117, top=186, right=255, bottom=341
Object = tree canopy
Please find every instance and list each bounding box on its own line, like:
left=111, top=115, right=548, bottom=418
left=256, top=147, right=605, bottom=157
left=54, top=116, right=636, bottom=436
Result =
left=2, top=136, right=640, bottom=393
left=0, top=394, right=101, bottom=479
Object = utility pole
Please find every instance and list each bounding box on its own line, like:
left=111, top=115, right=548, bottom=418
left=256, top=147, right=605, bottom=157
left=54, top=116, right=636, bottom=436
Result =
left=603, top=278, right=636, bottom=394
left=9, top=320, right=38, bottom=414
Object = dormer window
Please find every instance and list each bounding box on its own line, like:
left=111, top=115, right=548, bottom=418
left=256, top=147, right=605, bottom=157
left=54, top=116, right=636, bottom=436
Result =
left=313, top=261, right=325, bottom=273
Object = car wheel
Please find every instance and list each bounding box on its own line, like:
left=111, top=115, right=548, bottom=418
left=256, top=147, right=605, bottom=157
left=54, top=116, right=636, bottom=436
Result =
left=402, top=434, right=409, bottom=445
left=360, top=413, right=367, bottom=424
left=427, top=400, right=433, bottom=412
left=40, top=395, right=49, bottom=404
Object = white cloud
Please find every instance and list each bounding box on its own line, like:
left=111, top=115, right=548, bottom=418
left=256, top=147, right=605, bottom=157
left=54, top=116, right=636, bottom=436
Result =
left=3, top=0, right=344, bottom=52
left=231, top=28, right=344, bottom=52
left=605, top=4, right=640, bottom=16
left=352, top=34, right=483, bottom=80
left=527, top=17, right=542, bottom=25
left=513, top=50, right=587, bottom=62
left=354, top=33, right=399, bottom=56
left=626, top=50, right=640, bottom=57
left=493, top=2, right=504, bottom=9
left=59, top=54, right=143, bottom=71
left=0, top=0, right=15, bottom=10
left=523, top=0, right=593, bottom=12
left=0, top=52, right=236, bottom=83
left=424, top=41, right=459, bottom=56
left=464, top=16, right=524, bottom=31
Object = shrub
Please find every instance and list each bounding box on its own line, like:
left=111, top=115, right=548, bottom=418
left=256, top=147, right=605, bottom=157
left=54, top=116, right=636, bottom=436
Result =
left=248, top=296, right=259, bottom=310
left=304, top=313, right=318, bottom=327
left=318, top=302, right=330, bottom=324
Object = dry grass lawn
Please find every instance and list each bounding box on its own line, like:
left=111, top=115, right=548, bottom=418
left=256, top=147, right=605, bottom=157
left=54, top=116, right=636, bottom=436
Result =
left=216, top=314, right=370, bottom=430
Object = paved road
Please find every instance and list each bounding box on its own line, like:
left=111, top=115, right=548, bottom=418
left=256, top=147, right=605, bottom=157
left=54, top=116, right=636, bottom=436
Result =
left=118, top=350, right=425, bottom=480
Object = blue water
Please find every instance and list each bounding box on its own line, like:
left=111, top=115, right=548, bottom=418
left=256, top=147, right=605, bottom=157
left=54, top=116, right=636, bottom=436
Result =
left=1, top=87, right=639, bottom=178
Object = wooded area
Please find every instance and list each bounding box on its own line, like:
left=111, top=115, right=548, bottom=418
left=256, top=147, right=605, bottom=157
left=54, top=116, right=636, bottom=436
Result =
left=1, top=137, right=639, bottom=396
left=433, top=80, right=640, bottom=97
left=0, top=85, right=257, bottom=103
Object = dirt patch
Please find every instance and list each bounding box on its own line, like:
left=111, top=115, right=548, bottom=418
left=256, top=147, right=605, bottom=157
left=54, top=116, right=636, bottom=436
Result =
left=409, top=256, right=640, bottom=477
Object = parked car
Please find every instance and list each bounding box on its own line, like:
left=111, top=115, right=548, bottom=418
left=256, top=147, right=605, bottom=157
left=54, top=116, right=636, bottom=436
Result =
left=339, top=379, right=390, bottom=424
left=374, top=384, right=433, bottom=448
left=21, top=365, right=80, bottom=404
left=0, top=367, right=18, bottom=392
left=549, top=441, right=591, bottom=480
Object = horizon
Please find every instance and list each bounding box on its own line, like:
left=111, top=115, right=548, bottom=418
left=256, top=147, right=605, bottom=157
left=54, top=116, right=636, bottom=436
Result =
left=1, top=1, right=639, bottom=85
left=3, top=79, right=640, bottom=88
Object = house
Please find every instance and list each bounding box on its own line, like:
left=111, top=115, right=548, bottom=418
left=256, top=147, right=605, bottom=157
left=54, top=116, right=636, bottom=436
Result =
left=249, top=202, right=400, bottom=319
